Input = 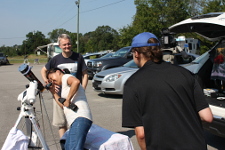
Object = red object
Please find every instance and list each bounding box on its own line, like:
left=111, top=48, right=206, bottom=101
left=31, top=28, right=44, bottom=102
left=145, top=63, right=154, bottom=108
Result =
left=214, top=54, right=224, bottom=64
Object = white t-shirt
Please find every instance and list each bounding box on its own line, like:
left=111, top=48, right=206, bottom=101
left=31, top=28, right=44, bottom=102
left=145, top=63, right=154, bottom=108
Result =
left=61, top=74, right=92, bottom=127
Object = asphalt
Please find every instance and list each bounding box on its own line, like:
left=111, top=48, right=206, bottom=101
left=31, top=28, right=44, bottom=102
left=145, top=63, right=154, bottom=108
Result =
left=0, top=63, right=224, bottom=150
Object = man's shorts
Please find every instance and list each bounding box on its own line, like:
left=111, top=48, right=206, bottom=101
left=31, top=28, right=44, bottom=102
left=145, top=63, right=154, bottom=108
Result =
left=52, top=99, right=67, bottom=128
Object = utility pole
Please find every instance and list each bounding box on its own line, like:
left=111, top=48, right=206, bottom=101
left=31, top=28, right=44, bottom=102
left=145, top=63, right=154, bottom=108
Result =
left=75, top=0, right=80, bottom=53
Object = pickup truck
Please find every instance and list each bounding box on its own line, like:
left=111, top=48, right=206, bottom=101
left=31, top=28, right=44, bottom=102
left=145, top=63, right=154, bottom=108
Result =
left=87, top=46, right=132, bottom=79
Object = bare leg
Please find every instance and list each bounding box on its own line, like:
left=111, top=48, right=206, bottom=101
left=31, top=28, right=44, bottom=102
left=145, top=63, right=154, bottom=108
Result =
left=59, top=126, right=67, bottom=138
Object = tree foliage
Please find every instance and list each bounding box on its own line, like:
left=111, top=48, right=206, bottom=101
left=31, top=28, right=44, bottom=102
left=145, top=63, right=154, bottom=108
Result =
left=20, top=31, right=50, bottom=55
left=202, top=0, right=225, bottom=14
left=48, top=28, right=71, bottom=43
left=0, top=45, right=19, bottom=56
left=82, top=26, right=119, bottom=53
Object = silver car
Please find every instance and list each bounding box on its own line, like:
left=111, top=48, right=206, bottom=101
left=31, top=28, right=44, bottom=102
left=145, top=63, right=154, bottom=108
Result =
left=92, top=52, right=198, bottom=95
left=92, top=60, right=138, bottom=95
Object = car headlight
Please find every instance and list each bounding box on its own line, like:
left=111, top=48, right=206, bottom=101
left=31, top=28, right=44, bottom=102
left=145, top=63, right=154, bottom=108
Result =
left=93, top=61, right=102, bottom=67
left=105, top=74, right=121, bottom=82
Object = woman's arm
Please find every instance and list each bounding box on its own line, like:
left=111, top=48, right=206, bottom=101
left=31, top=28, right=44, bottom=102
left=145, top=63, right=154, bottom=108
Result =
left=48, top=84, right=64, bottom=108
left=63, top=76, right=80, bottom=107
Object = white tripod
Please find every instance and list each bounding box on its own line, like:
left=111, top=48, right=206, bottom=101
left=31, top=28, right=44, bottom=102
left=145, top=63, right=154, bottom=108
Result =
left=14, top=80, right=52, bottom=150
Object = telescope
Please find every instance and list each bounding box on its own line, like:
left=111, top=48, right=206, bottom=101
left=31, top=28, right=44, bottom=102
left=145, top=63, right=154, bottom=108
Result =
left=18, top=64, right=45, bottom=91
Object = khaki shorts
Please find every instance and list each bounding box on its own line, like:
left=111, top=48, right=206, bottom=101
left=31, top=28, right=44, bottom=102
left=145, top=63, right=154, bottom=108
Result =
left=52, top=99, right=67, bottom=127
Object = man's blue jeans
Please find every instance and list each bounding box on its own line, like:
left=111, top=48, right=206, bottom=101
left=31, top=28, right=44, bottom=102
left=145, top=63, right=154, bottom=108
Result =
left=64, top=117, right=92, bottom=150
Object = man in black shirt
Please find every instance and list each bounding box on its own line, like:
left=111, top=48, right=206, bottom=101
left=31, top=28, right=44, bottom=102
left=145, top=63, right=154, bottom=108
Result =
left=41, top=34, right=88, bottom=138
left=122, top=32, right=213, bottom=150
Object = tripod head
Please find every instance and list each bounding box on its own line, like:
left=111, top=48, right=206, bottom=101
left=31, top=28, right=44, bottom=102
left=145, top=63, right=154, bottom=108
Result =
left=18, top=80, right=38, bottom=107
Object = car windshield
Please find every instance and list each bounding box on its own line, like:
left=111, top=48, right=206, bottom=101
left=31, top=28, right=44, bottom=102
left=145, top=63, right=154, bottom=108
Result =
left=123, top=60, right=138, bottom=68
left=100, top=53, right=113, bottom=58
left=84, top=54, right=101, bottom=59
left=112, top=47, right=130, bottom=57
left=0, top=53, right=3, bottom=57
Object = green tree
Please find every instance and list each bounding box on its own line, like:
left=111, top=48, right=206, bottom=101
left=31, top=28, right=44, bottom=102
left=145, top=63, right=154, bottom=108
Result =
left=0, top=45, right=15, bottom=56
left=68, top=32, right=82, bottom=53
left=202, top=0, right=225, bottom=14
left=84, top=26, right=119, bottom=53
left=133, top=0, right=193, bottom=36
left=48, top=28, right=71, bottom=43
left=20, top=31, right=50, bottom=55
left=118, top=25, right=136, bottom=47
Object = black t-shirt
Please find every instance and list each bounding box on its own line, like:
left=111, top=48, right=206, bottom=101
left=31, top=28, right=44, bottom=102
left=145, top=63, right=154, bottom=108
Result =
left=122, top=61, right=209, bottom=150
left=45, top=52, right=87, bottom=83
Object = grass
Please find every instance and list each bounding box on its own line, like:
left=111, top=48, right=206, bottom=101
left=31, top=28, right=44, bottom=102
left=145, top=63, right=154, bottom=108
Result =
left=8, top=54, right=48, bottom=64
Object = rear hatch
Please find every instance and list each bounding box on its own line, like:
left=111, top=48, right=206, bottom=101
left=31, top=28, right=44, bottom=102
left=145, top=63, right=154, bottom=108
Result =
left=169, top=12, right=225, bottom=41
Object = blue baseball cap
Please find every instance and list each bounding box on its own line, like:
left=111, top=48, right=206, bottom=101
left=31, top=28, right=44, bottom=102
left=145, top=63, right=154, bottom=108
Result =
left=131, top=32, right=160, bottom=48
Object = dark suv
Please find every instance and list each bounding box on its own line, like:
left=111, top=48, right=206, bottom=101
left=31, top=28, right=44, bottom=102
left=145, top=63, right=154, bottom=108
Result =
left=0, top=53, right=9, bottom=65
left=87, top=46, right=132, bottom=79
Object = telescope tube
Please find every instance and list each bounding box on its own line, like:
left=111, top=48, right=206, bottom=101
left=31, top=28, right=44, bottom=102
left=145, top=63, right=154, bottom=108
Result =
left=18, top=64, right=44, bottom=91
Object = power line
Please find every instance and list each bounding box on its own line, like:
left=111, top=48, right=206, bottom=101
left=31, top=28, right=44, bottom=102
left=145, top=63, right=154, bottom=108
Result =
left=56, top=0, right=126, bottom=28
left=56, top=14, right=77, bottom=29
left=40, top=5, right=76, bottom=31
left=0, top=37, right=25, bottom=40
left=81, top=0, right=125, bottom=13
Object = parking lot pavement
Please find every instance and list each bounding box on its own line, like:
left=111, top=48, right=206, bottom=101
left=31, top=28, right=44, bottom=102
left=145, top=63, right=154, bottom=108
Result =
left=0, top=64, right=224, bottom=150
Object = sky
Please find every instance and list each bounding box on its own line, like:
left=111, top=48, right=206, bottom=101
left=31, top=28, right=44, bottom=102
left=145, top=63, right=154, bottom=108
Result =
left=0, top=0, right=136, bottom=46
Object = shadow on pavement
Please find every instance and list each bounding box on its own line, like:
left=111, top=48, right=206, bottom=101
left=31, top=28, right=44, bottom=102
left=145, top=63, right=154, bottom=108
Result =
left=98, top=93, right=123, bottom=99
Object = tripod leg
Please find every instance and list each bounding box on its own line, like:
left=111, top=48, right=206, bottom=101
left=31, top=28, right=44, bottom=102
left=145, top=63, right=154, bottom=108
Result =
left=14, top=113, right=24, bottom=128
left=29, top=116, right=50, bottom=150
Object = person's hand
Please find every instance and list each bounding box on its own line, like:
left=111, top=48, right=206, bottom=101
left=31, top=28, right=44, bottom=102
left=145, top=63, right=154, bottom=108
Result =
left=44, top=78, right=49, bottom=84
left=63, top=100, right=70, bottom=107
left=54, top=85, right=60, bottom=93
left=48, top=83, right=55, bottom=94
